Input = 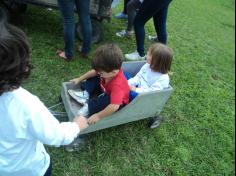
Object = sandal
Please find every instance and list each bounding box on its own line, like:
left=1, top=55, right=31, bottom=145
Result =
left=56, top=50, right=73, bottom=62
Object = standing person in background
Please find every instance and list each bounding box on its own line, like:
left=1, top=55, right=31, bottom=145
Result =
left=116, top=0, right=143, bottom=38
left=57, top=0, right=92, bottom=61
left=125, top=0, right=172, bottom=61
left=114, top=0, right=130, bottom=19
left=0, top=8, right=88, bottom=176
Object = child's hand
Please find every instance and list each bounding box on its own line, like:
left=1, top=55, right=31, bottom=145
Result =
left=130, top=86, right=136, bottom=91
left=70, top=78, right=81, bottom=85
left=87, top=114, right=100, bottom=125
left=73, top=116, right=88, bottom=131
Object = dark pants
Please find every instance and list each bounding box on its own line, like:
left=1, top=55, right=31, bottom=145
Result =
left=123, top=0, right=130, bottom=14
left=134, top=0, right=172, bottom=56
left=44, top=160, right=52, bottom=176
left=57, top=0, right=92, bottom=58
left=81, top=77, right=110, bottom=116
left=126, top=0, right=142, bottom=31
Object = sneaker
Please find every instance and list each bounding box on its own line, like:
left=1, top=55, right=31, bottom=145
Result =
left=73, top=90, right=89, bottom=100
left=115, top=12, right=128, bottom=19
left=125, top=51, right=146, bottom=61
left=116, top=30, right=133, bottom=38
left=68, top=89, right=88, bottom=105
left=77, top=103, right=89, bottom=117
left=148, top=35, right=159, bottom=42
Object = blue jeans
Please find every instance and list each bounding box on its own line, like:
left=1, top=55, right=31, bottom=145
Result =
left=57, top=0, right=92, bottom=58
left=134, top=0, right=172, bottom=56
left=81, top=77, right=110, bottom=116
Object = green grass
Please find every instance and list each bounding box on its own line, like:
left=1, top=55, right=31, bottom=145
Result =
left=10, top=0, right=235, bottom=175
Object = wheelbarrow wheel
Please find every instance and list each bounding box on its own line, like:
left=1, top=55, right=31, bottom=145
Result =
left=2, top=1, right=27, bottom=14
left=149, top=116, right=162, bottom=129
left=76, top=19, right=103, bottom=44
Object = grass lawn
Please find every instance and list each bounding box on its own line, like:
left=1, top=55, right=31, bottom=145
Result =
left=8, top=0, right=235, bottom=175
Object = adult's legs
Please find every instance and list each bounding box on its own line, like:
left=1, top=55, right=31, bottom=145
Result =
left=134, top=0, right=172, bottom=56
left=76, top=0, right=92, bottom=54
left=123, top=0, right=130, bottom=14
left=57, top=0, right=75, bottom=59
left=126, top=0, right=141, bottom=32
left=153, top=3, right=171, bottom=44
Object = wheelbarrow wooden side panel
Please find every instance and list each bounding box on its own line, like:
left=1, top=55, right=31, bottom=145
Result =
left=61, top=61, right=173, bottom=135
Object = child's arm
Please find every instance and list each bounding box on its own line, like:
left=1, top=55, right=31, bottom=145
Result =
left=70, top=69, right=97, bottom=84
left=128, top=64, right=147, bottom=87
left=135, top=76, right=170, bottom=93
left=26, top=96, right=88, bottom=146
left=87, top=104, right=120, bottom=124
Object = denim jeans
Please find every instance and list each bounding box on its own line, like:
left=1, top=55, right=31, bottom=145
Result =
left=134, top=0, right=172, bottom=56
left=57, top=0, right=92, bottom=58
left=81, top=77, right=110, bottom=116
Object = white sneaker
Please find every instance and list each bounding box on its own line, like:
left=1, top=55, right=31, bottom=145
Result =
left=68, top=89, right=88, bottom=105
left=148, top=35, right=159, bottom=42
left=77, top=103, right=89, bottom=117
left=116, top=30, right=133, bottom=38
left=125, top=51, right=146, bottom=61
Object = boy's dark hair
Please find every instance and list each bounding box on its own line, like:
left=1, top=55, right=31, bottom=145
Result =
left=149, top=43, right=173, bottom=74
left=92, top=43, right=123, bottom=72
left=0, top=8, right=31, bottom=95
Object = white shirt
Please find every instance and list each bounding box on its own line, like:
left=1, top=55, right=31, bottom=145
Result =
left=128, top=63, right=170, bottom=93
left=0, top=87, right=80, bottom=176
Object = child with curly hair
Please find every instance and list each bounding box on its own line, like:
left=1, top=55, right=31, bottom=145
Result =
left=0, top=8, right=88, bottom=176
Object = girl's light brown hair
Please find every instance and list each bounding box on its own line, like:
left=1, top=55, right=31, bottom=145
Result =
left=149, top=43, right=173, bottom=74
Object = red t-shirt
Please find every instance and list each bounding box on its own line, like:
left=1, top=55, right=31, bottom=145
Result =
left=100, top=69, right=130, bottom=105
